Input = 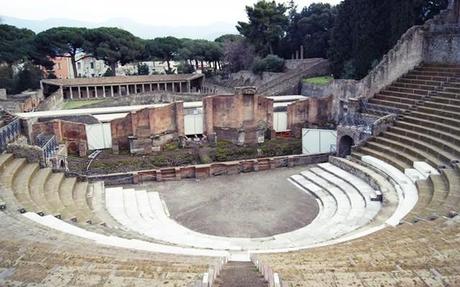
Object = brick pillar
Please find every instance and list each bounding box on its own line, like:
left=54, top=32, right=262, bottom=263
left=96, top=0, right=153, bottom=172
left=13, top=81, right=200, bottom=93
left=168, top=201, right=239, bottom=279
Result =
left=175, top=102, right=185, bottom=136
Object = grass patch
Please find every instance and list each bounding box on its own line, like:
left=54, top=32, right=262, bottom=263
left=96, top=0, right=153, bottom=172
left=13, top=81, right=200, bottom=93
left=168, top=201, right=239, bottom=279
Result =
left=63, top=99, right=108, bottom=109
left=303, top=76, right=333, bottom=86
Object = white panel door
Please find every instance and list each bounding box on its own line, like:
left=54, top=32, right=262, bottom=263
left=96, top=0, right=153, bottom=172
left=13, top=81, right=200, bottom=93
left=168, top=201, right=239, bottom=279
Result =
left=184, top=108, right=203, bottom=135
left=273, top=112, right=288, bottom=132
left=86, top=123, right=112, bottom=150
left=302, top=129, right=337, bottom=155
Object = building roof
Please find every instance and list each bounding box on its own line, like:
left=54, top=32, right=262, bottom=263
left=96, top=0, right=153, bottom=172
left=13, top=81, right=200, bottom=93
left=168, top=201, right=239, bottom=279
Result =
left=41, top=73, right=204, bottom=87
left=15, top=102, right=203, bottom=120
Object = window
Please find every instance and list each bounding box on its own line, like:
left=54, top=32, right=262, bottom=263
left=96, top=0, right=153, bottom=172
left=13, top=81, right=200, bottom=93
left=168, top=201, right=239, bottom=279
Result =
left=77, top=62, right=81, bottom=69
left=90, top=62, right=94, bottom=69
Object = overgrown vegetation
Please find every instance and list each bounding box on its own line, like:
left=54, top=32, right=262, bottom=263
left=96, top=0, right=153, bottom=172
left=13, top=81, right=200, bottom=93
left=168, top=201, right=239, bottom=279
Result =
left=252, top=55, right=285, bottom=74
left=303, top=76, right=333, bottom=86
left=63, top=99, right=108, bottom=110
left=67, top=137, right=303, bottom=174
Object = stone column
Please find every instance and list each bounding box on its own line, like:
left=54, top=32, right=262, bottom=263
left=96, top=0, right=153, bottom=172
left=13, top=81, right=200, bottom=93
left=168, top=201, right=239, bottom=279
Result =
left=157, top=83, right=160, bottom=91
left=111, top=86, right=114, bottom=97
left=103, top=86, right=106, bottom=97
left=86, top=86, right=90, bottom=98
left=69, top=87, right=74, bottom=99
left=119, top=85, right=122, bottom=96
left=142, top=84, right=145, bottom=93
left=150, top=83, right=153, bottom=92
left=94, top=86, right=98, bottom=98
left=78, top=86, right=81, bottom=99
left=187, top=80, right=191, bottom=93
left=179, top=82, right=182, bottom=93
left=172, top=82, right=175, bottom=93
left=126, top=85, right=130, bottom=95
left=59, top=85, right=64, bottom=98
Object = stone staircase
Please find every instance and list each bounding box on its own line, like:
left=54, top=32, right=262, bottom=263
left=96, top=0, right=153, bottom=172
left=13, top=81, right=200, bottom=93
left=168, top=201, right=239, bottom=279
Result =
left=213, top=262, right=268, bottom=287
left=354, top=64, right=460, bottom=223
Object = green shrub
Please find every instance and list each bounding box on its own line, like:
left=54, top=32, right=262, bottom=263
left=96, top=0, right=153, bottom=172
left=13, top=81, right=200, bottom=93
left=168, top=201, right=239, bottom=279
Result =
left=252, top=54, right=285, bottom=74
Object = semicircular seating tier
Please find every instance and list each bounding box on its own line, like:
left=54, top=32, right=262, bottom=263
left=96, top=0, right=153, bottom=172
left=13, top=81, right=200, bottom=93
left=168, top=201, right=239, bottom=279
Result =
left=0, top=64, right=459, bottom=286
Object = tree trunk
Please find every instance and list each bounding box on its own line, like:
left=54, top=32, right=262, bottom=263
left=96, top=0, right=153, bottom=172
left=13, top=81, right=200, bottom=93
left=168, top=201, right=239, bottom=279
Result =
left=200, top=60, right=204, bottom=71
left=110, top=62, right=117, bottom=76
left=70, top=54, right=78, bottom=78
left=166, top=60, right=171, bottom=72
left=195, top=59, right=199, bottom=70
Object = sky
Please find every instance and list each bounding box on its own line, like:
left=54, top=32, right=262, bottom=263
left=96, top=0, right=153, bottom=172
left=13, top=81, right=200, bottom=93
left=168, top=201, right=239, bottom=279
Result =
left=1, top=0, right=342, bottom=26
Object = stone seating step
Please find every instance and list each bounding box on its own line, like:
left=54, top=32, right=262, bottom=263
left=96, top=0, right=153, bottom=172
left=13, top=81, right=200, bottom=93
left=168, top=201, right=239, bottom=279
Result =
left=365, top=102, right=406, bottom=114
left=73, top=181, right=102, bottom=224
left=400, top=115, right=460, bottom=136
left=415, top=174, right=449, bottom=219
left=406, top=110, right=460, bottom=129
left=403, top=179, right=434, bottom=222
left=416, top=105, right=460, bottom=119
left=343, top=154, right=414, bottom=224
left=388, top=126, right=460, bottom=158
left=387, top=85, right=431, bottom=95
left=0, top=158, right=27, bottom=210
left=59, top=177, right=91, bottom=223
left=379, top=89, right=427, bottom=100
left=404, top=74, right=449, bottom=82
left=422, top=99, right=460, bottom=113
left=358, top=145, right=412, bottom=171
left=439, top=169, right=460, bottom=216
left=408, top=70, right=458, bottom=77
left=29, top=167, right=57, bottom=216
left=398, top=77, right=444, bottom=86
left=425, top=95, right=460, bottom=105
left=44, top=172, right=66, bottom=217
left=12, top=162, right=41, bottom=213
left=363, top=141, right=415, bottom=169
left=382, top=131, right=454, bottom=167
left=0, top=153, right=13, bottom=170
left=373, top=136, right=444, bottom=168
left=433, top=90, right=460, bottom=99
left=392, top=81, right=438, bottom=91
left=373, top=94, right=421, bottom=105
left=395, top=120, right=460, bottom=147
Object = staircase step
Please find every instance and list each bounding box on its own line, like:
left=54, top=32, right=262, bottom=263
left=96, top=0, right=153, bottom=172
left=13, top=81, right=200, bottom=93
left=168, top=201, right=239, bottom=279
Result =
left=214, top=262, right=268, bottom=287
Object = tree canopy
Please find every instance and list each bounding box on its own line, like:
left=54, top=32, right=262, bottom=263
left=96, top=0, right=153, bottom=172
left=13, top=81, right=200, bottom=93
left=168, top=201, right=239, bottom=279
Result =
left=237, top=1, right=289, bottom=56
left=329, top=0, right=449, bottom=79
left=34, top=27, right=88, bottom=77
left=85, top=27, right=144, bottom=75
left=0, top=24, right=35, bottom=65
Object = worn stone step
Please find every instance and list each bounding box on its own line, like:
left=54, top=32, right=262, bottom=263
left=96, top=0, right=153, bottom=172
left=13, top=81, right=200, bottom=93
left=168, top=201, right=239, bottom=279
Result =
left=13, top=163, right=41, bottom=213
left=422, top=100, right=460, bottom=113
left=416, top=105, right=460, bottom=119
left=374, top=94, right=421, bottom=105
left=392, top=81, right=438, bottom=91
left=379, top=89, right=427, bottom=100
left=374, top=136, right=444, bottom=168
left=29, top=167, right=57, bottom=216
left=44, top=172, right=66, bottom=217
left=395, top=120, right=460, bottom=147
left=214, top=262, right=268, bottom=287
left=387, top=86, right=431, bottom=95
left=368, top=98, right=412, bottom=110
left=382, top=131, right=454, bottom=167
left=408, top=110, right=460, bottom=127
left=388, top=126, right=460, bottom=158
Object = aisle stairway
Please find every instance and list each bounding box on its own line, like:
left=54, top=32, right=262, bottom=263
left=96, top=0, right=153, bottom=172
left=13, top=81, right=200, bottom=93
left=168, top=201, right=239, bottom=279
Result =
left=214, top=262, right=268, bottom=287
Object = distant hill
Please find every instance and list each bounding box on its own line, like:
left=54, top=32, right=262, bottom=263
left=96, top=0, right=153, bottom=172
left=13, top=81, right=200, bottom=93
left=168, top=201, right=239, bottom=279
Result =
left=0, top=16, right=238, bottom=40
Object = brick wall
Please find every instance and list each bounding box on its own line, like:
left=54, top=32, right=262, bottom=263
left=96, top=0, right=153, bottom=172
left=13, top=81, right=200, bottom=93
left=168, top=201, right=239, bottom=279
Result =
left=86, top=152, right=330, bottom=185
left=287, top=95, right=333, bottom=137
left=203, top=87, right=274, bottom=144
left=111, top=102, right=184, bottom=154
left=32, top=120, right=88, bottom=156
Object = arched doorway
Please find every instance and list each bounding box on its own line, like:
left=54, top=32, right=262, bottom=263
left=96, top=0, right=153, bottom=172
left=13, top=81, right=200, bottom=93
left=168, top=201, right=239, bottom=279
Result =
left=338, top=135, right=354, bottom=157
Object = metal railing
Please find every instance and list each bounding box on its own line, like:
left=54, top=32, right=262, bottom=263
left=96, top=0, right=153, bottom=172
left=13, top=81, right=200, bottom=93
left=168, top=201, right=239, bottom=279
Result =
left=0, top=117, right=21, bottom=152
left=36, top=133, right=58, bottom=164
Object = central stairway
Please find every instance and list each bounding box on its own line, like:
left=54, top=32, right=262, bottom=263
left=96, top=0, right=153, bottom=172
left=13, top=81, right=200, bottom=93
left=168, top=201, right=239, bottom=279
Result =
left=214, top=262, right=268, bottom=287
